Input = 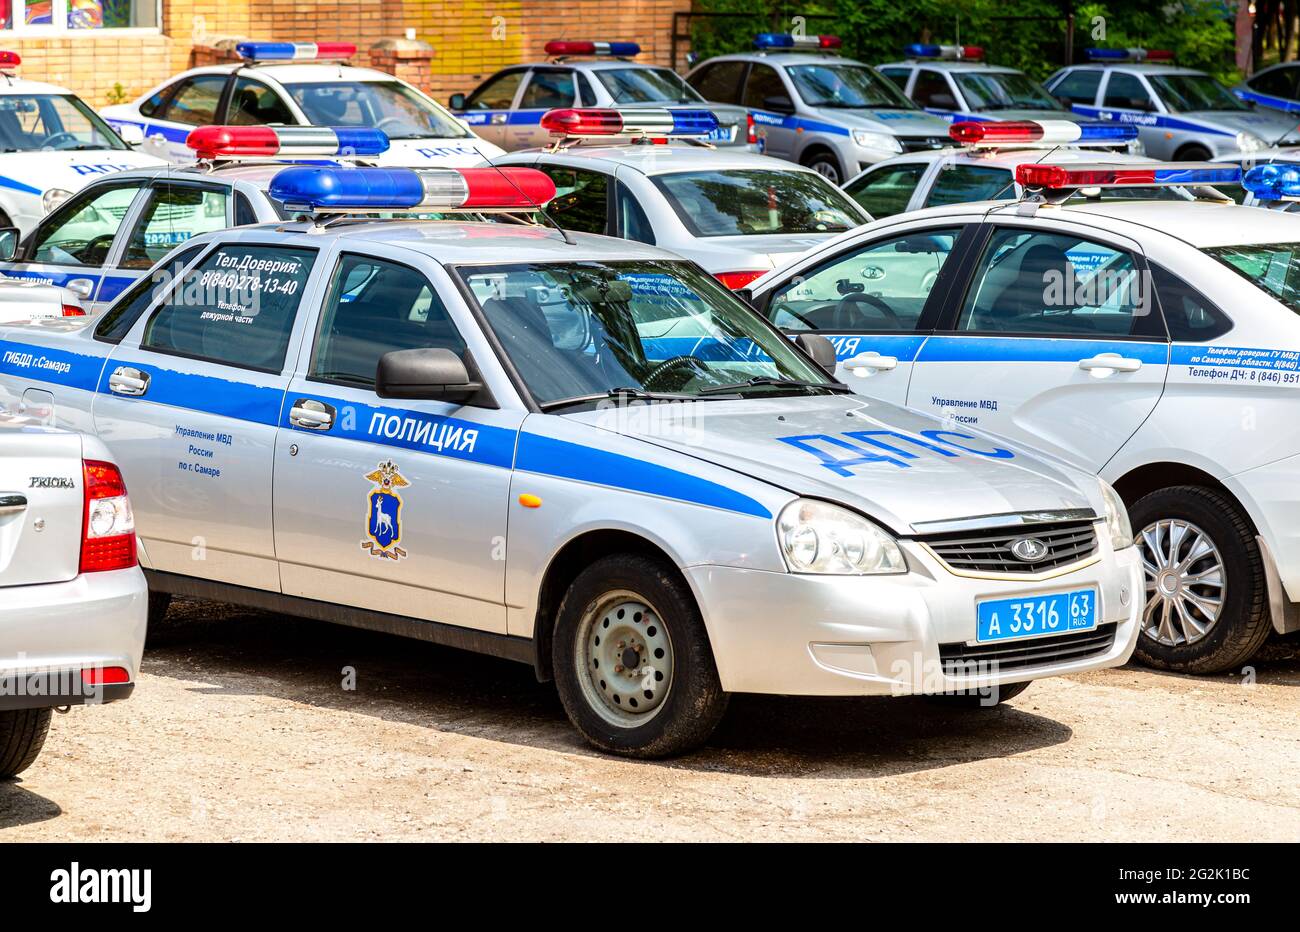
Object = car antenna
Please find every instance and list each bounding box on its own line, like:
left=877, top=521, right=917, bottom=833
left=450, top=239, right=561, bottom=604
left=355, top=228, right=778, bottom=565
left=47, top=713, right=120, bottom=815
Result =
left=468, top=143, right=576, bottom=245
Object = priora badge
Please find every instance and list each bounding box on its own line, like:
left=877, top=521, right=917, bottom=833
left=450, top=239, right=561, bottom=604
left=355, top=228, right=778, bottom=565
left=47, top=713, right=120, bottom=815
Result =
left=1009, top=537, right=1049, bottom=562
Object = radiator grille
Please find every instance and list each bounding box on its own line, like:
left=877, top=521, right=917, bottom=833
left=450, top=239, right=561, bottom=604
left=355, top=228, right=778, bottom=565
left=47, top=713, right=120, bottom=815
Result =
left=939, top=623, right=1117, bottom=675
left=921, top=520, right=1098, bottom=575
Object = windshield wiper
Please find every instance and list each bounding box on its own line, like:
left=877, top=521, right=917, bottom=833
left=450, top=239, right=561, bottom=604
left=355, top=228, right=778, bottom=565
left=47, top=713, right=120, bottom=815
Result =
left=698, top=376, right=849, bottom=395
left=540, top=386, right=716, bottom=412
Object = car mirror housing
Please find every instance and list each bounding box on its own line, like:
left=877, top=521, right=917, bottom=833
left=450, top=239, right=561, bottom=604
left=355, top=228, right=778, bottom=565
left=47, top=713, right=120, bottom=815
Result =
left=375, top=347, right=493, bottom=406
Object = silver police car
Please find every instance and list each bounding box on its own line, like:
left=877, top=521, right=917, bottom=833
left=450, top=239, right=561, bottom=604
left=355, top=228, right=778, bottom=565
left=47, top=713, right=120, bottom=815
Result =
left=686, top=33, right=954, bottom=184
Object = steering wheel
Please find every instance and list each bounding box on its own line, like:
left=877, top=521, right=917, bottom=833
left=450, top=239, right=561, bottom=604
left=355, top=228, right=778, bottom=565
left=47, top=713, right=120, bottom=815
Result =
left=834, top=292, right=901, bottom=330
left=77, top=234, right=116, bottom=265
left=41, top=132, right=81, bottom=150
left=642, top=355, right=709, bottom=391
left=373, top=117, right=411, bottom=135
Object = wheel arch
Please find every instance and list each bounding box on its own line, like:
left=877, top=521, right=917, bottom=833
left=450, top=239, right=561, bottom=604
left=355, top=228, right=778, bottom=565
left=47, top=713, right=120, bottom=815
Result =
left=797, top=142, right=844, bottom=177
left=1110, top=461, right=1257, bottom=532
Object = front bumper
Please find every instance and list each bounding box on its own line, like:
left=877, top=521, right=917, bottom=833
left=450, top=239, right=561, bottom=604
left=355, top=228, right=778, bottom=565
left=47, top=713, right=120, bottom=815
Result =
left=0, top=566, right=147, bottom=710
left=686, top=538, right=1142, bottom=696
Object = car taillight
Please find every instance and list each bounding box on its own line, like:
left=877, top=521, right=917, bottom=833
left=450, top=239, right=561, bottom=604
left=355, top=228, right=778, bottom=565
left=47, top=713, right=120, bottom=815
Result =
left=80, top=459, right=136, bottom=573
left=746, top=112, right=757, bottom=145
left=61, top=304, right=85, bottom=317
left=714, top=270, right=766, bottom=290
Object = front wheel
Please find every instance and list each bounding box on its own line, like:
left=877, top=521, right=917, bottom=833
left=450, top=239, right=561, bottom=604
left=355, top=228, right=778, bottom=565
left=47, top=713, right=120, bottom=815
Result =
left=803, top=151, right=844, bottom=185
left=0, top=708, right=52, bottom=779
left=1130, top=486, right=1271, bottom=673
left=552, top=554, right=728, bottom=758
left=1174, top=145, right=1212, bottom=162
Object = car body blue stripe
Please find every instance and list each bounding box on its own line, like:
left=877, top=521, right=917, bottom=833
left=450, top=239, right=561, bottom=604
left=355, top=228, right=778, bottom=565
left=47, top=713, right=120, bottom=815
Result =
left=0, top=175, right=43, bottom=196
left=106, top=119, right=191, bottom=144
left=0, top=267, right=102, bottom=289
left=95, top=275, right=139, bottom=302
left=1234, top=87, right=1300, bottom=113
left=94, top=359, right=286, bottom=425
left=516, top=432, right=771, bottom=518
left=0, top=338, right=105, bottom=391
left=751, top=109, right=854, bottom=137
left=917, top=336, right=1169, bottom=364
left=1070, top=105, right=1236, bottom=138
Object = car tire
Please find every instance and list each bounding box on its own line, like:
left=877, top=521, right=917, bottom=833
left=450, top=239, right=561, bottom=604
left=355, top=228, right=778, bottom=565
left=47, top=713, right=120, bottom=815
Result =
left=1130, top=486, right=1271, bottom=674
left=1174, top=144, right=1212, bottom=162
left=925, top=680, right=1030, bottom=707
left=552, top=553, right=728, bottom=758
left=802, top=150, right=844, bottom=185
left=0, top=708, right=52, bottom=779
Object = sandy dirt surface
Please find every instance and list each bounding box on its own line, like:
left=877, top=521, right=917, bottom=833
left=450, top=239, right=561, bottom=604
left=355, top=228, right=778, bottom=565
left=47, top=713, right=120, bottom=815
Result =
left=3, top=597, right=1299, bottom=842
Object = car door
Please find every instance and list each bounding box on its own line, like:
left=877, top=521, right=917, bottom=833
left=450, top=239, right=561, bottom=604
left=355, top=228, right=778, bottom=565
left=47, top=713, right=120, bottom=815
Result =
left=226, top=74, right=298, bottom=126
left=114, top=179, right=237, bottom=289
left=912, top=68, right=961, bottom=118
left=744, top=63, right=799, bottom=158
left=688, top=60, right=748, bottom=107
left=140, top=74, right=232, bottom=161
left=757, top=222, right=975, bottom=403
left=535, top=164, right=613, bottom=236
left=92, top=238, right=324, bottom=591
left=1095, top=71, right=1168, bottom=158
left=906, top=221, right=1170, bottom=471
left=842, top=161, right=935, bottom=217
left=4, top=179, right=150, bottom=312
left=510, top=67, right=577, bottom=149
left=273, top=250, right=520, bottom=633
left=459, top=69, right=529, bottom=149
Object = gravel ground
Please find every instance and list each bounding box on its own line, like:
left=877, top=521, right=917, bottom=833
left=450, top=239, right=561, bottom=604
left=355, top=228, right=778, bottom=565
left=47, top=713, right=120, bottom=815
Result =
left=3, top=597, right=1299, bottom=842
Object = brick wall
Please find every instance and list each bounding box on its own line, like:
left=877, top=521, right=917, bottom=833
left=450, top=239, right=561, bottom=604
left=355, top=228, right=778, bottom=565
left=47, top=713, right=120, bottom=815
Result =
left=3, top=0, right=692, bottom=106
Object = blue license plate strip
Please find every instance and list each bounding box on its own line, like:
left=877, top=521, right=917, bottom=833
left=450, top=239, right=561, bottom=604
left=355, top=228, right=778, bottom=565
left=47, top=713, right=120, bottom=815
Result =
left=976, top=588, right=1098, bottom=643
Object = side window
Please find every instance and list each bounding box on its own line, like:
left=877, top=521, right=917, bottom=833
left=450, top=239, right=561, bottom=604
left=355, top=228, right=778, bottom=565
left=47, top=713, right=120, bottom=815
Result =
left=141, top=244, right=317, bottom=372
left=615, top=180, right=655, bottom=245
left=235, top=193, right=258, bottom=226
left=958, top=228, right=1154, bottom=336
left=767, top=227, right=963, bottom=333
left=29, top=182, right=143, bottom=268
left=924, top=165, right=1015, bottom=207
left=1152, top=263, right=1232, bottom=342
left=157, top=75, right=228, bottom=126
left=690, top=61, right=746, bottom=104
left=138, top=80, right=180, bottom=118
left=311, top=255, right=466, bottom=388
left=1050, top=70, right=1102, bottom=105
left=120, top=184, right=230, bottom=270
left=94, top=244, right=207, bottom=344
left=1103, top=72, right=1154, bottom=111
left=541, top=166, right=610, bottom=235
left=879, top=67, right=911, bottom=90
left=520, top=69, right=576, bottom=109
left=465, top=71, right=525, bottom=110
left=842, top=163, right=927, bottom=218
left=744, top=64, right=788, bottom=110
left=576, top=72, right=598, bottom=107
left=912, top=70, right=955, bottom=109
left=228, top=76, right=295, bottom=125
left=1249, top=67, right=1299, bottom=99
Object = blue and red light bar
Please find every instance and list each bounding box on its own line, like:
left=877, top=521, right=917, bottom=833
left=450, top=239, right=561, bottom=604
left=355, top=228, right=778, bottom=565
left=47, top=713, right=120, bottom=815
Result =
left=1016, top=161, right=1241, bottom=190
left=1243, top=163, right=1300, bottom=200
left=541, top=107, right=719, bottom=138
left=268, top=166, right=557, bottom=212
left=544, top=40, right=641, bottom=57
left=1085, top=47, right=1174, bottom=62
left=235, top=41, right=357, bottom=62
left=950, top=119, right=1138, bottom=147
left=904, top=44, right=984, bottom=61
left=187, top=125, right=389, bottom=160
left=754, top=33, right=842, bottom=50
left=0, top=50, right=20, bottom=71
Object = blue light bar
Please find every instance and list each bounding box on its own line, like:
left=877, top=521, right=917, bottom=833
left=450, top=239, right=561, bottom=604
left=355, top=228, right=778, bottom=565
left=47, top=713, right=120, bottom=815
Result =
left=1150, top=165, right=1241, bottom=185
left=607, top=41, right=641, bottom=57
left=1085, top=47, right=1128, bottom=60
left=905, top=43, right=940, bottom=57
left=1075, top=121, right=1139, bottom=143
left=755, top=33, right=795, bottom=49
left=1243, top=163, right=1300, bottom=200
left=271, top=167, right=426, bottom=210
left=669, top=109, right=720, bottom=135
left=235, top=41, right=357, bottom=62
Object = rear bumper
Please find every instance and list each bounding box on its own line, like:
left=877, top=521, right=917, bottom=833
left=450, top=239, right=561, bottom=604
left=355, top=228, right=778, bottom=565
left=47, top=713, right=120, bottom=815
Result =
left=0, top=566, right=147, bottom=710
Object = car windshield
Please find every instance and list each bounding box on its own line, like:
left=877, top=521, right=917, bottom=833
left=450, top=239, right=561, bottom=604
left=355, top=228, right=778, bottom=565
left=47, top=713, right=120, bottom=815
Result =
left=786, top=64, right=917, bottom=109
left=459, top=260, right=837, bottom=406
left=1148, top=74, right=1246, bottom=112
left=954, top=72, right=1061, bottom=111
left=596, top=67, right=703, bottom=104
left=0, top=94, right=127, bottom=151
left=284, top=81, right=472, bottom=139
left=651, top=169, right=866, bottom=236
left=1205, top=242, right=1300, bottom=312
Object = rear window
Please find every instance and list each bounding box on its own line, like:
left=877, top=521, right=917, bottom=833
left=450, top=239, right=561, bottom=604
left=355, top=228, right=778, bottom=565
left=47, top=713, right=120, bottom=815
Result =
left=1205, top=242, right=1300, bottom=314
left=650, top=169, right=866, bottom=237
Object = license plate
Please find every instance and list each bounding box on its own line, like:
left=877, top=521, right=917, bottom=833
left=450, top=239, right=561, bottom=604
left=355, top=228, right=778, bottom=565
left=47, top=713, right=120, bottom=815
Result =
left=975, top=588, right=1097, bottom=643
left=707, top=125, right=735, bottom=142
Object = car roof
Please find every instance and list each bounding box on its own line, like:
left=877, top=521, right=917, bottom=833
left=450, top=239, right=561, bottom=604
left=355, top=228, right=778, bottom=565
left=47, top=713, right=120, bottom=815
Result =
left=853, top=146, right=1156, bottom=174
left=1057, top=63, right=1203, bottom=76
left=511, top=59, right=669, bottom=72
left=878, top=61, right=1020, bottom=74
left=697, top=52, right=868, bottom=67
left=498, top=144, right=818, bottom=176
left=0, top=76, right=76, bottom=95
left=187, top=62, right=400, bottom=84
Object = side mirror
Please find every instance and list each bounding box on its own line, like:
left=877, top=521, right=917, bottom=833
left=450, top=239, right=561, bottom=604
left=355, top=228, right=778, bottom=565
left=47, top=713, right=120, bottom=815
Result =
left=116, top=123, right=145, bottom=146
left=376, top=347, right=486, bottom=404
left=763, top=94, right=796, bottom=114
left=448, top=92, right=466, bottom=111
left=0, top=226, right=17, bottom=262
left=796, top=333, right=838, bottom=374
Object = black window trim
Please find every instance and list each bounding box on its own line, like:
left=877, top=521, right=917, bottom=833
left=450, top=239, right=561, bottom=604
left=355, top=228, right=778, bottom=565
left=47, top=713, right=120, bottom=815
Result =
left=92, top=241, right=215, bottom=346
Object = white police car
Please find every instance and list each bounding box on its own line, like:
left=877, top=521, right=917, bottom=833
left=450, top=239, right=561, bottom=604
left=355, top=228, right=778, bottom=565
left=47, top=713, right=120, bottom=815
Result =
left=492, top=107, right=870, bottom=289
left=451, top=39, right=750, bottom=151
left=841, top=120, right=1164, bottom=219
left=0, top=163, right=1141, bottom=757
left=99, top=41, right=504, bottom=167
left=0, top=51, right=165, bottom=237
left=686, top=33, right=954, bottom=184
left=1045, top=48, right=1300, bottom=161
left=879, top=44, right=1084, bottom=124
left=1233, top=61, right=1300, bottom=114
left=748, top=159, right=1300, bottom=674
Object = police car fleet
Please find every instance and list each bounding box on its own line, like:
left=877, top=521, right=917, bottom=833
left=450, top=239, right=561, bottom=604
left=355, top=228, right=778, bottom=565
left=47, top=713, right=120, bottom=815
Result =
left=0, top=51, right=165, bottom=237
left=749, top=157, right=1300, bottom=673
left=686, top=34, right=954, bottom=184
left=491, top=107, right=870, bottom=289
left=452, top=40, right=750, bottom=151
left=99, top=41, right=504, bottom=167
left=0, top=163, right=1142, bottom=756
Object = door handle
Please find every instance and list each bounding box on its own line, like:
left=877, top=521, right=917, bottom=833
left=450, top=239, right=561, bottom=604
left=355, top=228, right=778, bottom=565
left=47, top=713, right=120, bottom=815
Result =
left=490, top=113, right=507, bottom=125
left=65, top=278, right=95, bottom=299
left=1078, top=353, right=1142, bottom=373
left=290, top=398, right=335, bottom=431
left=108, top=366, right=150, bottom=396
left=0, top=493, right=27, bottom=515
left=842, top=352, right=898, bottom=375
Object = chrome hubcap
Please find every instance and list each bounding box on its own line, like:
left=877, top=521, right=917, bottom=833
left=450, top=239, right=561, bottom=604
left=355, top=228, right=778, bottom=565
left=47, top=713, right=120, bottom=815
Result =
left=576, top=592, right=674, bottom=728
left=811, top=161, right=841, bottom=183
left=1138, top=518, right=1226, bottom=647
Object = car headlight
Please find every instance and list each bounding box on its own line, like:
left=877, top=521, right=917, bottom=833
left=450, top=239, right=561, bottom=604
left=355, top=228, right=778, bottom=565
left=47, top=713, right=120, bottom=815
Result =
left=1098, top=479, right=1133, bottom=551
left=1236, top=131, right=1265, bottom=154
left=852, top=129, right=902, bottom=153
left=42, top=188, right=72, bottom=213
left=777, top=499, right=907, bottom=575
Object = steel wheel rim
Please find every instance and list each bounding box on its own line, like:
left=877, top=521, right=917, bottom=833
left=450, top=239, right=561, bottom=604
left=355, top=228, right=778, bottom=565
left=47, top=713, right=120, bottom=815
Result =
left=811, top=161, right=841, bottom=183
left=575, top=590, right=674, bottom=728
left=1138, top=518, right=1226, bottom=648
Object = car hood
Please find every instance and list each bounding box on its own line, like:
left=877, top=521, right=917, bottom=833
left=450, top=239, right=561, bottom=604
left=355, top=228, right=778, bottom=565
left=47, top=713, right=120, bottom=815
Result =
left=684, top=232, right=845, bottom=272
left=1183, top=109, right=1300, bottom=145
left=805, top=106, right=951, bottom=136
left=2, top=148, right=166, bottom=197
left=566, top=394, right=1099, bottom=533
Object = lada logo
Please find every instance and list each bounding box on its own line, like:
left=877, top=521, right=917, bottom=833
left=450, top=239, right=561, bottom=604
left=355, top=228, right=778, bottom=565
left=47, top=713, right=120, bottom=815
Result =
left=1009, top=537, right=1049, bottom=563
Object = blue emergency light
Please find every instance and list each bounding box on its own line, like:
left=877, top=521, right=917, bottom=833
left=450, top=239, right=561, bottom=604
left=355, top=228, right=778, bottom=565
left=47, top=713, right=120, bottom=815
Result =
left=1243, top=163, right=1300, bottom=200
left=754, top=33, right=842, bottom=50
left=236, top=41, right=357, bottom=62
left=268, top=165, right=557, bottom=212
